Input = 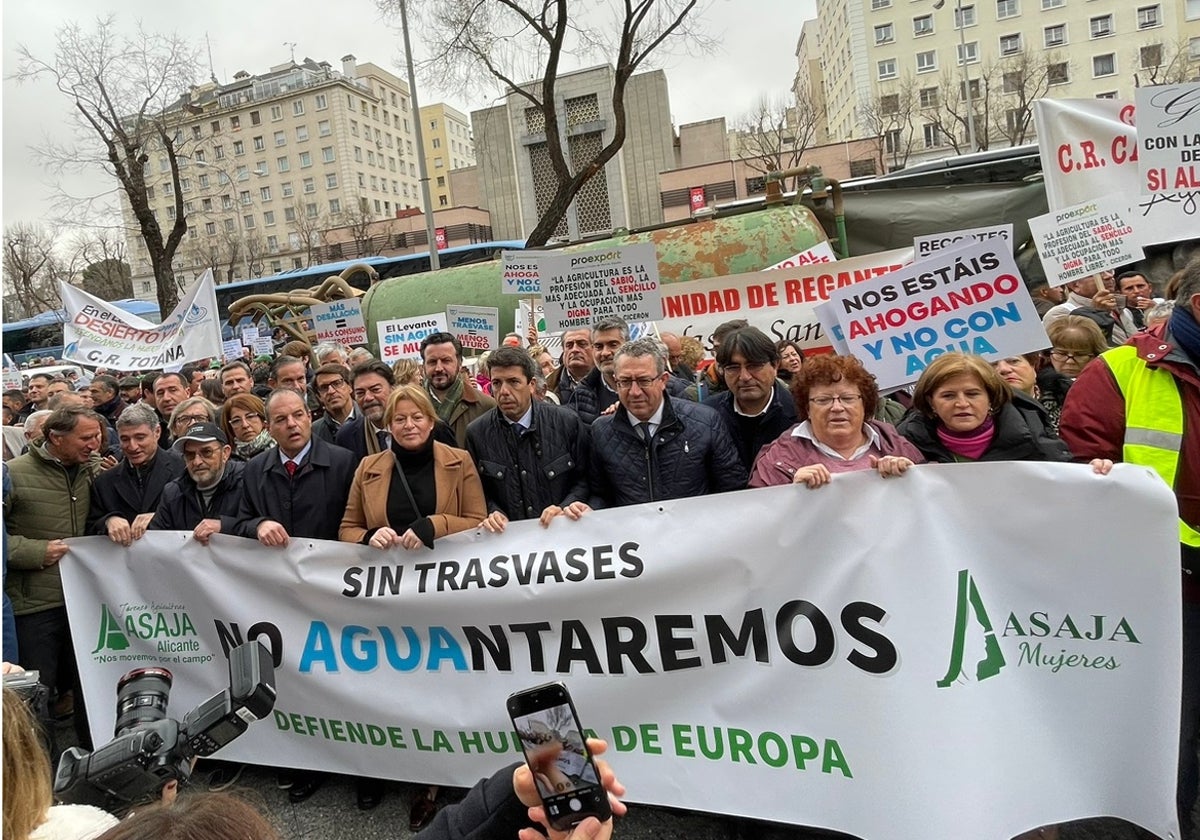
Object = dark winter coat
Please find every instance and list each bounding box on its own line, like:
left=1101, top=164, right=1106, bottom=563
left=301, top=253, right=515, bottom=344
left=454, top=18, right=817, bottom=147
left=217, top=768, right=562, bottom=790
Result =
left=703, top=381, right=798, bottom=470
left=895, top=400, right=1071, bottom=463
left=87, top=450, right=185, bottom=535
left=150, top=460, right=246, bottom=532
left=233, top=436, right=357, bottom=541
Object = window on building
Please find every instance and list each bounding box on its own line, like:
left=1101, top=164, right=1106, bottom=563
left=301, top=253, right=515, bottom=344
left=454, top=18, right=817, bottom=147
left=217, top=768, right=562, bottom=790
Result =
left=1048, top=61, right=1069, bottom=84
left=329, top=198, right=341, bottom=215
left=919, top=87, right=939, bottom=108
left=202, top=197, right=212, bottom=211
left=277, top=156, right=290, bottom=173
left=358, top=172, right=366, bottom=188
left=1005, top=108, right=1025, bottom=134
left=436, top=176, right=446, bottom=187
left=211, top=120, right=221, bottom=134
left=281, top=182, right=294, bottom=198
left=438, top=195, right=448, bottom=207
left=318, top=120, right=331, bottom=137
left=1003, top=71, right=1024, bottom=92
left=997, top=0, right=1018, bottom=18
left=434, top=157, right=444, bottom=169
left=350, top=120, right=359, bottom=137
left=264, top=210, right=275, bottom=226
left=253, top=135, right=265, bottom=151
left=222, top=194, right=233, bottom=209
left=233, top=140, right=245, bottom=156
left=871, top=0, right=891, bottom=9
left=296, top=125, right=309, bottom=142
left=239, top=190, right=251, bottom=205
left=284, top=206, right=296, bottom=222
left=326, top=173, right=338, bottom=189
left=1137, top=5, right=1161, bottom=28
left=1089, top=14, right=1113, bottom=38
left=1093, top=53, right=1116, bottom=76
left=1141, top=43, right=1163, bottom=68
left=214, top=145, right=225, bottom=160
left=163, top=182, right=174, bottom=196
left=1095, top=90, right=1118, bottom=99
left=878, top=58, right=898, bottom=79
left=884, top=129, right=902, bottom=154
left=1044, top=24, right=1066, bottom=47
left=293, top=100, right=305, bottom=116
left=267, top=235, right=279, bottom=252
left=299, top=152, right=312, bottom=168
left=274, top=130, right=286, bottom=147
left=957, top=41, right=979, bottom=63
left=367, top=150, right=376, bottom=165
left=243, top=214, right=255, bottom=229
left=916, top=50, right=937, bottom=72
left=271, top=105, right=282, bottom=121
left=1041, top=0, right=1063, bottom=8
left=1000, top=33, right=1022, bottom=54
left=230, top=116, right=240, bottom=130
left=321, top=147, right=335, bottom=163
left=303, top=177, right=315, bottom=194
left=913, top=14, right=934, bottom=35
left=1191, top=37, right=1200, bottom=60
left=432, top=136, right=443, bottom=148
left=315, top=93, right=328, bottom=110
left=192, top=125, right=202, bottom=140
left=166, top=206, right=175, bottom=220
left=205, top=221, right=216, bottom=236
left=235, top=165, right=248, bottom=181
left=954, top=4, right=976, bottom=27
left=959, top=78, right=982, bottom=99
left=180, top=178, right=191, bottom=192
left=250, top=111, right=261, bottom=126
left=923, top=124, right=942, bottom=149
left=306, top=202, right=318, bottom=218
left=874, top=23, right=895, bottom=43
left=224, top=218, right=236, bottom=233
left=259, top=186, right=272, bottom=201
left=354, top=147, right=363, bottom=162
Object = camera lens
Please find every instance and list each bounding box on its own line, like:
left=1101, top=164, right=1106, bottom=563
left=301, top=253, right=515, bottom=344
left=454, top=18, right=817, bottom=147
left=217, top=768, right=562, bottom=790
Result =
left=114, top=667, right=173, bottom=737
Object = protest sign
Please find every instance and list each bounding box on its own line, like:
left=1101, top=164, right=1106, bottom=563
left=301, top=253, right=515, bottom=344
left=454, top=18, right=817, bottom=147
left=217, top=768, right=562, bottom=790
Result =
left=1135, top=81, right=1200, bottom=194
left=913, top=224, right=1013, bottom=262
left=240, top=324, right=259, bottom=344
left=1034, top=97, right=1196, bottom=246
left=763, top=241, right=837, bottom=270
left=60, top=269, right=222, bottom=369
left=1027, top=194, right=1145, bottom=287
left=827, top=239, right=1046, bottom=390
left=812, top=301, right=850, bottom=356
left=64, top=463, right=1179, bottom=840
left=657, top=247, right=913, bottom=353
left=252, top=337, right=275, bottom=357
left=311, top=298, right=367, bottom=346
left=445, top=304, right=499, bottom=352
left=540, top=243, right=662, bottom=333
left=376, top=313, right=448, bottom=361
left=501, top=251, right=544, bottom=295
left=221, top=339, right=243, bottom=361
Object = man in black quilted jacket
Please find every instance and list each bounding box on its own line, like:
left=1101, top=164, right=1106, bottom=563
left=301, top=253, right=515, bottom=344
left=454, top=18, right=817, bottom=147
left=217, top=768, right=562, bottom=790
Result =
left=588, top=337, right=746, bottom=508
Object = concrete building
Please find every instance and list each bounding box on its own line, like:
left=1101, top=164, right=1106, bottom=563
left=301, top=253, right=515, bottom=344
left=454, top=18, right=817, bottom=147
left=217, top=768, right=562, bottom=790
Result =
left=418, top=103, right=477, bottom=209
left=472, top=64, right=676, bottom=242
left=120, top=55, right=450, bottom=299
left=318, top=206, right=494, bottom=261
left=808, top=0, right=1200, bottom=170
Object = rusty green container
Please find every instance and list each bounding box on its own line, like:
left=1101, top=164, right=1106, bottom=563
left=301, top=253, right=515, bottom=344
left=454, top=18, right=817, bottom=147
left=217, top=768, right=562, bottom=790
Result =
left=361, top=203, right=827, bottom=353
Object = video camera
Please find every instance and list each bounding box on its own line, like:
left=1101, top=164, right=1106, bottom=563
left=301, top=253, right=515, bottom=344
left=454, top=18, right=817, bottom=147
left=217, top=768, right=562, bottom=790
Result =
left=54, top=640, right=275, bottom=806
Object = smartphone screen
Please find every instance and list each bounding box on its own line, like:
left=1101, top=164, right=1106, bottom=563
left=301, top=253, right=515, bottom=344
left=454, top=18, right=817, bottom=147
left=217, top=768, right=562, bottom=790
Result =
left=507, top=682, right=611, bottom=831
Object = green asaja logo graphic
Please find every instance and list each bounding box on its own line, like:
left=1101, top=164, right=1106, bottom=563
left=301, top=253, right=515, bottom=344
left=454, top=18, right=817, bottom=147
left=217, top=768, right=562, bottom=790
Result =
left=93, top=604, right=131, bottom=653
left=937, top=569, right=1006, bottom=688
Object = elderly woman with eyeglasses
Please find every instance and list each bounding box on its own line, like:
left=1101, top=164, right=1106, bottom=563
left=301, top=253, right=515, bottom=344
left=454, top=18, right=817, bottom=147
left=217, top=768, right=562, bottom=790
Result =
left=749, top=354, right=924, bottom=489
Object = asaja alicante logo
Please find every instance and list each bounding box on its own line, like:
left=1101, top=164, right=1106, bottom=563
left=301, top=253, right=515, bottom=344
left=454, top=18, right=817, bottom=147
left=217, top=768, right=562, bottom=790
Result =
left=92, top=602, right=205, bottom=664
left=937, top=569, right=1139, bottom=688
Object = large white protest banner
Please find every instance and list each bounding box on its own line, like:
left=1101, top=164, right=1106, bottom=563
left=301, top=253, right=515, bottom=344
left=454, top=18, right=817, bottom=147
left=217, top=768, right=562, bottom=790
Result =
left=1034, top=97, right=1196, bottom=245
left=376, top=313, right=448, bottom=362
left=541, top=244, right=662, bottom=333
left=63, top=464, right=1178, bottom=840
left=311, top=298, right=367, bottom=346
left=913, top=224, right=1012, bottom=263
left=60, top=270, right=222, bottom=369
left=501, top=251, right=545, bottom=295
left=827, top=240, right=1047, bottom=391
left=1136, top=81, right=1200, bottom=194
left=445, top=304, right=499, bottom=352
left=1027, top=194, right=1146, bottom=287
left=657, top=248, right=912, bottom=354
left=763, top=241, right=837, bottom=270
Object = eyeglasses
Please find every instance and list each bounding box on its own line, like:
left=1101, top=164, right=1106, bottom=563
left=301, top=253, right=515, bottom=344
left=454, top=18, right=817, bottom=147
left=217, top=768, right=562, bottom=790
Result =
left=1050, top=349, right=1094, bottom=363
left=228, top=413, right=263, bottom=427
left=174, top=414, right=210, bottom=426
left=615, top=376, right=662, bottom=391
left=722, top=362, right=769, bottom=377
left=315, top=379, right=347, bottom=392
left=353, top=384, right=389, bottom=400
left=809, top=394, right=862, bottom=407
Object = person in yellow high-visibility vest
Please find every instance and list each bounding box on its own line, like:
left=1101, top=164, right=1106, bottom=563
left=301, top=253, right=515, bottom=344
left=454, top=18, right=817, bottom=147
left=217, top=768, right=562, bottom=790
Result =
left=1061, top=256, right=1200, bottom=838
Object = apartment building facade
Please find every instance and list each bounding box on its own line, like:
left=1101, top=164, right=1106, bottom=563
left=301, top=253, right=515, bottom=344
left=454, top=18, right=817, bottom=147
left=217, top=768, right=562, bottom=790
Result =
left=121, top=55, right=431, bottom=300
left=805, top=0, right=1200, bottom=171
left=418, top=103, right=477, bottom=209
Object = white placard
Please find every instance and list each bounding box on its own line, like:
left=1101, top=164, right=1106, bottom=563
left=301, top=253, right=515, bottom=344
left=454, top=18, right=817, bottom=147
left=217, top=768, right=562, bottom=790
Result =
left=1034, top=97, right=1197, bottom=246
left=1027, top=194, right=1146, bottom=288
left=827, top=239, right=1048, bottom=390
left=913, top=224, right=1013, bottom=262
left=812, top=301, right=850, bottom=356
left=1135, top=82, right=1200, bottom=194
left=376, top=313, right=449, bottom=362
left=445, top=305, right=499, bottom=353
left=221, top=339, right=243, bottom=361
left=62, top=463, right=1180, bottom=840
left=60, top=270, right=222, bottom=370
left=762, top=241, right=838, bottom=271
left=311, top=298, right=367, bottom=346
left=540, top=244, right=662, bottom=334
left=252, top=337, right=275, bottom=357
left=240, top=324, right=260, bottom=344
left=501, top=251, right=544, bottom=295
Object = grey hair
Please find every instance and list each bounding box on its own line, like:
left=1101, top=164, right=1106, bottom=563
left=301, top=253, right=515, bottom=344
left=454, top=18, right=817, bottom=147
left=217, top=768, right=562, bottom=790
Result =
left=1173, top=256, right=1200, bottom=308
left=592, top=316, right=629, bottom=341
left=347, top=347, right=374, bottom=366
left=313, top=341, right=348, bottom=362
left=167, top=397, right=217, bottom=430
left=23, top=410, right=52, bottom=437
left=1145, top=300, right=1175, bottom=326
left=614, top=337, right=668, bottom=376
left=117, top=402, right=163, bottom=430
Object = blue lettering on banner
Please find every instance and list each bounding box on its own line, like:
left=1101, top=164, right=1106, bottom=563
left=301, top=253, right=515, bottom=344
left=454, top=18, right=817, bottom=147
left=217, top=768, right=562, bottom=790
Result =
left=299, top=621, right=468, bottom=673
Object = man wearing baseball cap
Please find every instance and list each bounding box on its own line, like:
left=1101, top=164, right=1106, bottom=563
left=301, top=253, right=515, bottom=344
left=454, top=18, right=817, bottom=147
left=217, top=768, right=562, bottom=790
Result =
left=150, top=422, right=246, bottom=542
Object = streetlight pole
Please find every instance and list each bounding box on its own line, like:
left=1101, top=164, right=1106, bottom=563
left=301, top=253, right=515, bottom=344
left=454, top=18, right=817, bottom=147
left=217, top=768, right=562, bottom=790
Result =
left=397, top=0, right=440, bottom=271
left=935, top=0, right=976, bottom=152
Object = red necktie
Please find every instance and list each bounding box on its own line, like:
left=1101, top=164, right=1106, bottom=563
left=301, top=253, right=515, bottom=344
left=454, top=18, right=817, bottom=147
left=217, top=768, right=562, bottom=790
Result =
left=285, top=460, right=297, bottom=477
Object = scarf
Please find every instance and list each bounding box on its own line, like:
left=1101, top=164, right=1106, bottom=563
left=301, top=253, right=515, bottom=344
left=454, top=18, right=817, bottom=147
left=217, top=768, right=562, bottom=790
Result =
left=1170, top=305, right=1200, bottom=366
left=430, top=377, right=464, bottom=423
left=235, top=428, right=275, bottom=460
left=935, top=414, right=996, bottom=461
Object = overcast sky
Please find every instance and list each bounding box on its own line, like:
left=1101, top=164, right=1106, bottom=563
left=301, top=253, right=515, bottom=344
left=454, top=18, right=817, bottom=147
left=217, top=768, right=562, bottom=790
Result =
left=2, top=0, right=816, bottom=234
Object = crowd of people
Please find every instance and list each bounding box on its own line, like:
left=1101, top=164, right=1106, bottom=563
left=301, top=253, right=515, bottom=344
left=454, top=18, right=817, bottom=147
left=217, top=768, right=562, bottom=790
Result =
left=1, top=252, right=1198, bottom=839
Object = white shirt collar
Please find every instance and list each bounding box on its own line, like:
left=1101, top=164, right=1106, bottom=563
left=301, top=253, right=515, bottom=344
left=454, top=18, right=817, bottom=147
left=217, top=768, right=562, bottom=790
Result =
left=734, top=388, right=775, bottom=418
left=633, top=401, right=666, bottom=436
left=279, top=440, right=313, bottom=467
left=791, top=420, right=879, bottom=461
left=507, top=404, right=534, bottom=430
